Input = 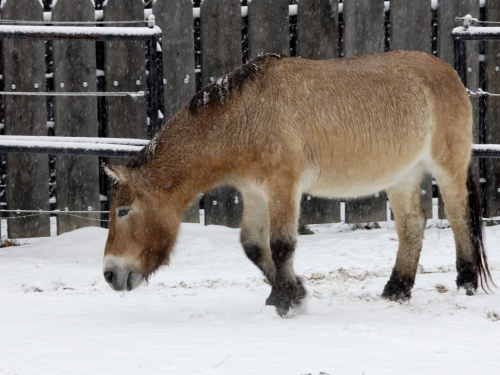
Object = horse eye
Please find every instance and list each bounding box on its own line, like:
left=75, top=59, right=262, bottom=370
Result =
left=118, top=209, right=130, bottom=217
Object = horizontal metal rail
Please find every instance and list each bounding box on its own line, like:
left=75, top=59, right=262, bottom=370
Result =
left=0, top=25, right=162, bottom=41
left=0, top=91, right=146, bottom=97
left=0, top=137, right=498, bottom=158
left=0, top=136, right=149, bottom=146
left=0, top=137, right=146, bottom=158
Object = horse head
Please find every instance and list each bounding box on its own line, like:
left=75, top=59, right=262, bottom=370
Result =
left=102, top=164, right=181, bottom=291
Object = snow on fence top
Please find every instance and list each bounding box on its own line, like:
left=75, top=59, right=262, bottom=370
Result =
left=452, top=26, right=500, bottom=35
left=0, top=136, right=149, bottom=146
left=0, top=24, right=161, bottom=40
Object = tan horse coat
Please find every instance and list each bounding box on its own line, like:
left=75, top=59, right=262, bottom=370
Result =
left=103, top=51, right=493, bottom=315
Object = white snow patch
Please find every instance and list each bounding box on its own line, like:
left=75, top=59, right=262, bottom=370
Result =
left=203, top=91, right=210, bottom=106
left=453, top=26, right=500, bottom=35
left=95, top=10, right=103, bottom=21
left=0, top=24, right=161, bottom=37
left=0, top=222, right=499, bottom=374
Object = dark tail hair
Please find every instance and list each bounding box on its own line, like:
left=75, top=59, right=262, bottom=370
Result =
left=466, top=165, right=496, bottom=293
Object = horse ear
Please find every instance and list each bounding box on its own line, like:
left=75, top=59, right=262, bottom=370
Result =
left=102, top=164, right=128, bottom=184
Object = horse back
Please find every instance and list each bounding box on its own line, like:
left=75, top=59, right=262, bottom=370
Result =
left=247, top=51, right=472, bottom=196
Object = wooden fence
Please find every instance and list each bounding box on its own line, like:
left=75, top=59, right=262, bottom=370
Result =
left=0, top=0, right=498, bottom=238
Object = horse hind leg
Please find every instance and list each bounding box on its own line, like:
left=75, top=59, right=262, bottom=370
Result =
left=433, top=163, right=494, bottom=294
left=383, top=168, right=427, bottom=301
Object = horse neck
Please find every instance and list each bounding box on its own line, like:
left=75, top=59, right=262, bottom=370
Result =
left=146, top=104, right=249, bottom=210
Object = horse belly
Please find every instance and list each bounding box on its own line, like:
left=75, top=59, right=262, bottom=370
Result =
left=302, top=136, right=432, bottom=199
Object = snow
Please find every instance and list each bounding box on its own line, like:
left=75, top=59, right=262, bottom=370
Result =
left=0, top=24, right=162, bottom=37
left=0, top=218, right=499, bottom=374
left=453, top=26, right=500, bottom=35
left=473, top=144, right=500, bottom=151
left=0, top=135, right=149, bottom=146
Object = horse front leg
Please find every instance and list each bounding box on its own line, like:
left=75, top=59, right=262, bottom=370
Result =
left=264, top=184, right=306, bottom=316
left=239, top=187, right=276, bottom=285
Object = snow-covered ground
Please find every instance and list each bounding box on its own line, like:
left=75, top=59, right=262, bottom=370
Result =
left=1, top=218, right=499, bottom=374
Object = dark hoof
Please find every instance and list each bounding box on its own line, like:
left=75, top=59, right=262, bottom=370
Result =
left=382, top=275, right=413, bottom=301
left=456, top=261, right=478, bottom=294
left=266, top=290, right=291, bottom=316
left=265, top=277, right=308, bottom=316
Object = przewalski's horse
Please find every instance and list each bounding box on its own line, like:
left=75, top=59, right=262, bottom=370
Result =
left=103, top=51, right=494, bottom=316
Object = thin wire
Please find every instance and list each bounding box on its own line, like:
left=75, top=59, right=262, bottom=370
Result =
left=0, top=209, right=109, bottom=214
left=3, top=213, right=41, bottom=220
left=0, top=91, right=146, bottom=97
left=1, top=210, right=109, bottom=223
left=0, top=20, right=149, bottom=26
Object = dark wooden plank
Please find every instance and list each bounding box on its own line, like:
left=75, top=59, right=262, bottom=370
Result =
left=296, top=0, right=340, bottom=224
left=438, top=0, right=479, bottom=65
left=104, top=0, right=148, bottom=147
left=343, top=0, right=385, bottom=57
left=154, top=0, right=196, bottom=121
left=345, top=192, right=387, bottom=224
left=300, top=195, right=340, bottom=225
left=103, top=0, right=148, bottom=217
left=342, top=0, right=386, bottom=223
left=247, top=0, right=289, bottom=58
left=204, top=186, right=243, bottom=228
left=484, top=1, right=500, bottom=217
left=438, top=0, right=480, bottom=219
left=183, top=195, right=200, bottom=223
left=200, top=0, right=243, bottom=228
left=297, top=0, right=338, bottom=59
left=390, top=0, right=433, bottom=219
left=390, top=0, right=432, bottom=53
left=1, top=0, right=50, bottom=238
left=52, top=0, right=100, bottom=234
left=200, top=0, right=241, bottom=85
left=153, top=0, right=199, bottom=223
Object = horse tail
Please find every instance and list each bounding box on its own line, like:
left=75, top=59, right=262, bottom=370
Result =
left=466, top=164, right=496, bottom=293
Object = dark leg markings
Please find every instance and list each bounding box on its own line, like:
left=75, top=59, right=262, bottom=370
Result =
left=382, top=272, right=414, bottom=301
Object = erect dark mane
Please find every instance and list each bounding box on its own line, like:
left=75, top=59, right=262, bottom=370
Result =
left=126, top=136, right=158, bottom=169
left=188, top=54, right=284, bottom=116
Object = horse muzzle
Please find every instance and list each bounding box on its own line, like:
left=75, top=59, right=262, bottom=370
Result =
left=103, top=256, right=144, bottom=291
